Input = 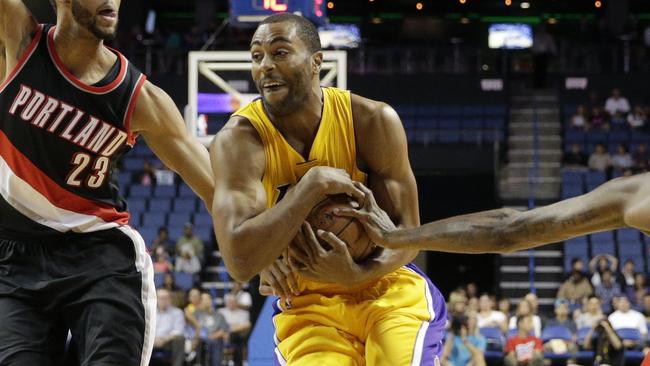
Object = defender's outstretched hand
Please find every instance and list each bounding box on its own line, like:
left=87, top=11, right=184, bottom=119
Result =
left=335, top=182, right=400, bottom=249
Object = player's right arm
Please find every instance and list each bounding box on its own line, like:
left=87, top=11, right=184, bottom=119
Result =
left=210, top=117, right=364, bottom=282
left=343, top=173, right=650, bottom=253
left=0, top=0, right=38, bottom=82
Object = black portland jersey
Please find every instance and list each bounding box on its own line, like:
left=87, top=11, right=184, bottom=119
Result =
left=0, top=24, right=146, bottom=237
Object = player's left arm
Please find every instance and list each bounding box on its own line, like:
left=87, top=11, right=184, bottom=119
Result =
left=130, top=81, right=215, bottom=207
left=346, top=96, right=420, bottom=282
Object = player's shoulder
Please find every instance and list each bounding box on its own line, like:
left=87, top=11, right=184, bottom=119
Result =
left=209, top=115, right=262, bottom=154
left=1, top=0, right=38, bottom=42
left=350, top=93, right=403, bottom=134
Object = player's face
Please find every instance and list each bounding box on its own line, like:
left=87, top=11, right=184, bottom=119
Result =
left=71, top=0, right=120, bottom=40
left=250, top=22, right=317, bottom=116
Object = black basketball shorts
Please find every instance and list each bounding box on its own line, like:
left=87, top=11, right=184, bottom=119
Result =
left=0, top=226, right=156, bottom=366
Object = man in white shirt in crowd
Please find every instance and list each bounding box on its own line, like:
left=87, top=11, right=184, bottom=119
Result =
left=476, top=294, right=508, bottom=333
left=608, top=295, right=647, bottom=347
left=154, top=289, right=187, bottom=366
left=218, top=294, right=252, bottom=366
left=604, top=88, right=631, bottom=117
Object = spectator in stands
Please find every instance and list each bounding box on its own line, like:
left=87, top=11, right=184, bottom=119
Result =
left=608, top=296, right=647, bottom=345
left=467, top=297, right=479, bottom=313
left=570, top=105, right=589, bottom=130
left=219, top=294, right=252, bottom=366
left=151, top=227, right=175, bottom=256
left=476, top=294, right=508, bottom=333
left=628, top=105, right=647, bottom=129
left=641, top=294, right=650, bottom=321
left=588, top=143, right=612, bottom=172
left=564, top=143, right=588, bottom=167
left=161, top=273, right=186, bottom=307
left=523, top=293, right=544, bottom=327
left=589, top=254, right=618, bottom=287
left=442, top=313, right=487, bottom=366
left=448, top=291, right=469, bottom=318
left=195, top=293, right=229, bottom=366
left=174, top=247, right=201, bottom=275
left=134, top=160, right=157, bottom=186
left=466, top=282, right=479, bottom=300
left=557, top=266, right=593, bottom=304
left=612, top=144, right=633, bottom=172
left=504, top=315, right=544, bottom=366
left=153, top=289, right=186, bottom=366
left=547, top=299, right=577, bottom=333
left=589, top=106, right=610, bottom=130
left=153, top=246, right=173, bottom=274
left=595, top=269, right=622, bottom=313
left=582, top=318, right=624, bottom=366
left=630, top=273, right=649, bottom=310
left=176, top=223, right=204, bottom=263
left=508, top=300, right=542, bottom=337
left=498, top=298, right=512, bottom=320
left=604, top=88, right=631, bottom=117
left=617, top=259, right=637, bottom=293
left=575, top=295, right=605, bottom=329
left=230, top=282, right=253, bottom=311
left=633, top=143, right=649, bottom=171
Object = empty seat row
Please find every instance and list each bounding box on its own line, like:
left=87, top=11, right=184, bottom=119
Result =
left=131, top=211, right=212, bottom=228
left=127, top=197, right=201, bottom=214
left=563, top=229, right=648, bottom=272
left=126, top=184, right=198, bottom=199
left=395, top=104, right=507, bottom=118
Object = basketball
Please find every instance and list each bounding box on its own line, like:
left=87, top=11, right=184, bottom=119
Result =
left=306, top=194, right=376, bottom=262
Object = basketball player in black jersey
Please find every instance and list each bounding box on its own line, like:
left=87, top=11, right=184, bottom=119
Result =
left=0, top=1, right=213, bottom=365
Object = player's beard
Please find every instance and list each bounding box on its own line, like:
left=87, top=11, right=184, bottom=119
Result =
left=72, top=0, right=118, bottom=41
left=261, top=68, right=312, bottom=117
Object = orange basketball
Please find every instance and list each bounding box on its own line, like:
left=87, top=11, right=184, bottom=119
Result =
left=306, top=194, right=376, bottom=262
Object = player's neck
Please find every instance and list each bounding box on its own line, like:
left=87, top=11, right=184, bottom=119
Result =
left=269, top=85, right=324, bottom=142
left=53, top=24, right=115, bottom=81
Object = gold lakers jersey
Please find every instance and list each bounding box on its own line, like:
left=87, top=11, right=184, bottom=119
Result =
left=232, top=87, right=366, bottom=208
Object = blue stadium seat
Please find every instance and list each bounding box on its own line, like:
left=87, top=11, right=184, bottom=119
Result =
left=483, top=105, right=506, bottom=116
left=617, top=240, right=644, bottom=269
left=462, top=105, right=483, bottom=117
left=122, top=157, right=145, bottom=172
left=585, top=131, right=607, bottom=144
left=127, top=198, right=147, bottom=213
left=479, top=327, right=505, bottom=361
left=142, top=212, right=166, bottom=228
left=590, top=232, right=615, bottom=256
left=609, top=130, right=629, bottom=143
left=575, top=327, right=595, bottom=363
left=129, top=213, right=142, bottom=227
left=174, top=198, right=196, bottom=213
left=178, top=184, right=196, bottom=198
left=585, top=171, right=606, bottom=188
left=438, top=105, right=462, bottom=117
left=131, top=143, right=154, bottom=158
left=437, top=119, right=461, bottom=129
left=401, top=118, right=417, bottom=131
left=194, top=213, right=212, bottom=227
left=564, top=237, right=589, bottom=272
left=483, top=118, right=505, bottom=130
left=461, top=118, right=483, bottom=129
left=561, top=183, right=583, bottom=199
left=173, top=272, right=194, bottom=292
left=541, top=326, right=573, bottom=360
left=417, top=118, right=437, bottom=129
left=417, top=105, right=438, bottom=117
left=154, top=273, right=165, bottom=288
left=194, top=226, right=213, bottom=243
left=461, top=130, right=482, bottom=143
left=117, top=172, right=132, bottom=189
left=148, top=198, right=172, bottom=212
left=563, top=104, right=578, bottom=115
left=168, top=213, right=192, bottom=226
left=168, top=226, right=184, bottom=242
left=129, top=185, right=153, bottom=198
left=561, top=170, right=584, bottom=185
left=615, top=328, right=645, bottom=363
left=154, top=185, right=176, bottom=198
left=630, top=131, right=650, bottom=143
left=617, top=228, right=641, bottom=243
left=564, top=130, right=585, bottom=144
left=437, top=130, right=460, bottom=143
left=139, top=226, right=159, bottom=248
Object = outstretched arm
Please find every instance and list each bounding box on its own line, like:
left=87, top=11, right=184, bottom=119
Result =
left=342, top=174, right=649, bottom=253
left=131, top=82, right=215, bottom=208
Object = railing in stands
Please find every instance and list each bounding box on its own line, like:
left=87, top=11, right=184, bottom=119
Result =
left=527, top=96, right=540, bottom=294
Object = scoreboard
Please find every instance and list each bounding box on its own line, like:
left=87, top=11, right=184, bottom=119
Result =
left=230, top=0, right=327, bottom=25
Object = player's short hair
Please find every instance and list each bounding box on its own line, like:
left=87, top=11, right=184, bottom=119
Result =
left=259, top=13, right=321, bottom=54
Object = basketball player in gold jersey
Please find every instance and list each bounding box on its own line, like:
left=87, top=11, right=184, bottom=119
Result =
left=210, top=13, right=446, bottom=366
left=338, top=173, right=650, bottom=253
